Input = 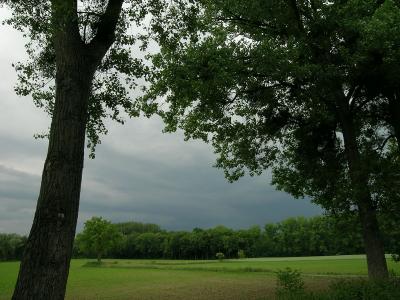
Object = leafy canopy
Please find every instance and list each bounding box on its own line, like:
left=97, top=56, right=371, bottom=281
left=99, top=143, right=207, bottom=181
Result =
left=1, top=0, right=166, bottom=157
left=144, top=0, right=400, bottom=213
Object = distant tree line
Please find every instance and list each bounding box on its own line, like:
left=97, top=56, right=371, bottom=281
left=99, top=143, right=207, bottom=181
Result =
left=74, top=215, right=400, bottom=260
left=2, top=215, right=398, bottom=261
left=0, top=234, right=27, bottom=261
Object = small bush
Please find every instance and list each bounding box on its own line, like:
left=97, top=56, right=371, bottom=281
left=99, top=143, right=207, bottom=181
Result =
left=215, top=252, right=225, bottom=261
left=238, top=249, right=246, bottom=259
left=275, top=267, right=305, bottom=298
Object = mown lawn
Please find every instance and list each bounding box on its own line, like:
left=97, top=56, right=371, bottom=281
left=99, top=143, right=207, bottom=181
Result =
left=0, top=255, right=398, bottom=299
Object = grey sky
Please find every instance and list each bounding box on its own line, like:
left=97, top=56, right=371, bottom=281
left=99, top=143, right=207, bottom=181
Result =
left=0, top=8, right=322, bottom=235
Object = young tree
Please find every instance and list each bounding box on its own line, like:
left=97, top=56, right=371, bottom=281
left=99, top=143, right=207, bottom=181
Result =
left=76, top=217, right=122, bottom=262
left=1, top=0, right=163, bottom=298
left=145, top=0, right=400, bottom=278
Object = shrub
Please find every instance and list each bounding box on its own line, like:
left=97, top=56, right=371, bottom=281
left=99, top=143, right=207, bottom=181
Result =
left=275, top=267, right=305, bottom=298
left=237, top=249, right=246, bottom=259
left=322, top=278, right=400, bottom=300
left=215, top=252, right=225, bottom=261
left=279, top=278, right=400, bottom=300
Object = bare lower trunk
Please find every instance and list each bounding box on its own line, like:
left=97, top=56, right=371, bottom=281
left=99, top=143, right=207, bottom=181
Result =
left=338, top=96, right=389, bottom=279
left=12, top=62, right=94, bottom=300
left=358, top=201, right=389, bottom=278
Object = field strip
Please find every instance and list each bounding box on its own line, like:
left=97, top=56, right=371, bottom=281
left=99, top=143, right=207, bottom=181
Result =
left=82, top=261, right=377, bottom=277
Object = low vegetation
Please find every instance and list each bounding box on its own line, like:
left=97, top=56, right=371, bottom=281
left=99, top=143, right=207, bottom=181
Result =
left=2, top=216, right=398, bottom=299
left=276, top=270, right=400, bottom=300
left=275, top=268, right=305, bottom=298
left=0, top=256, right=398, bottom=299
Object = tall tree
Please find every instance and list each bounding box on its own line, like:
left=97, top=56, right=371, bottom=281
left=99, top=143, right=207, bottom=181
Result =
left=144, top=0, right=400, bottom=278
left=1, top=0, right=162, bottom=298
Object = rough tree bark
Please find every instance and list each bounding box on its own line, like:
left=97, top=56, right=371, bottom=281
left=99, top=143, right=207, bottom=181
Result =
left=337, top=94, right=389, bottom=279
left=12, top=1, right=123, bottom=299
left=12, top=59, right=95, bottom=300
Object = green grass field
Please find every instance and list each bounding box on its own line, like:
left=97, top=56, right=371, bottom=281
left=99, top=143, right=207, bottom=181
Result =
left=0, top=255, right=399, bottom=299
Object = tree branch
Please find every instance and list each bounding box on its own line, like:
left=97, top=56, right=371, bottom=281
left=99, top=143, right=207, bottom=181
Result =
left=346, top=84, right=358, bottom=107
left=78, top=10, right=103, bottom=18
left=378, top=134, right=395, bottom=152
left=215, top=15, right=277, bottom=32
left=88, top=0, right=124, bottom=62
left=50, top=0, right=82, bottom=48
left=288, top=0, right=305, bottom=33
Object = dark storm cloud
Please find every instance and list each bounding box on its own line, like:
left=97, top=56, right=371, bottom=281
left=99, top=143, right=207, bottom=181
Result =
left=0, top=164, right=39, bottom=233
left=78, top=140, right=322, bottom=232
left=0, top=128, right=322, bottom=234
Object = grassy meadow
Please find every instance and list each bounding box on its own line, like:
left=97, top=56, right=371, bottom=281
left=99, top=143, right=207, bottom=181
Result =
left=0, top=255, right=399, bottom=299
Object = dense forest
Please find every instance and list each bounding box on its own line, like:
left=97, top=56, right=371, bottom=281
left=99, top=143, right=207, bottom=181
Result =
left=2, top=215, right=398, bottom=261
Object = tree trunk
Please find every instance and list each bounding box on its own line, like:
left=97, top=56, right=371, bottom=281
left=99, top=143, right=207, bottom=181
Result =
left=11, top=1, right=123, bottom=298
left=358, top=200, right=389, bottom=278
left=12, top=58, right=95, bottom=299
left=337, top=97, right=389, bottom=279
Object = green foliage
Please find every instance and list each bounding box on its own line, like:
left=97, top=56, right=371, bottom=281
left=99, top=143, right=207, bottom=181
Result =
left=215, top=252, right=225, bottom=261
left=144, top=1, right=400, bottom=278
left=75, top=217, right=122, bottom=262
left=114, top=221, right=162, bottom=235
left=237, top=250, right=246, bottom=259
left=380, top=201, right=400, bottom=261
left=8, top=214, right=400, bottom=262
left=275, top=267, right=305, bottom=298
left=316, top=278, right=400, bottom=300
left=0, top=234, right=26, bottom=261
left=2, top=0, right=165, bottom=157
left=274, top=276, right=400, bottom=300
left=144, top=0, right=400, bottom=218
left=74, top=215, right=374, bottom=260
